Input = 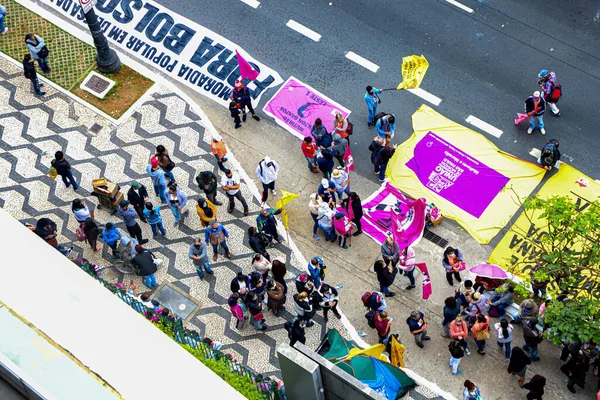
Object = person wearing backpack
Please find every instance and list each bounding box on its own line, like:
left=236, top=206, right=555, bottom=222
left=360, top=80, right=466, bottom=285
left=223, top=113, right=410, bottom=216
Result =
left=22, top=54, right=45, bottom=96
left=255, top=156, right=279, bottom=203
left=25, top=33, right=50, bottom=73
left=538, top=139, right=561, bottom=170
left=525, top=91, right=546, bottom=135
left=538, top=69, right=561, bottom=116
left=362, top=291, right=387, bottom=312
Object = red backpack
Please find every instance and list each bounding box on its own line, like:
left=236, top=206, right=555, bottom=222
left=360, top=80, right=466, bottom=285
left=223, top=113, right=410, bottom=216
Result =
left=546, top=84, right=562, bottom=103
left=75, top=223, right=87, bottom=242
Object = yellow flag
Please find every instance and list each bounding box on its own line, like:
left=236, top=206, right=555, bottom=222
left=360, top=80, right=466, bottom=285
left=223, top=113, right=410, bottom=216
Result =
left=347, top=344, right=388, bottom=361
left=275, top=190, right=300, bottom=230
left=390, top=335, right=406, bottom=368
left=397, top=55, right=429, bottom=90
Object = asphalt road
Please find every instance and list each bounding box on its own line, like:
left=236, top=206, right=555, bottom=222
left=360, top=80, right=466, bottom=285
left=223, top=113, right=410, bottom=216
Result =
left=157, top=0, right=600, bottom=179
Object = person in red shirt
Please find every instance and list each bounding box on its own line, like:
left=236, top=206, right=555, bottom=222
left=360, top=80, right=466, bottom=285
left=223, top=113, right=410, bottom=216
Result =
left=374, top=311, right=393, bottom=344
left=301, top=137, right=319, bottom=173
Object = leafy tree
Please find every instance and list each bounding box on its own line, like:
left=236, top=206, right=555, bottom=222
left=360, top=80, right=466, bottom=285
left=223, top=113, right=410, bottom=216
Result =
left=508, top=195, right=600, bottom=345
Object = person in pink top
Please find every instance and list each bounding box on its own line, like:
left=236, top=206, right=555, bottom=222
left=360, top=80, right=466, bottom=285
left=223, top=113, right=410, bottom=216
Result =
left=449, top=314, right=471, bottom=355
left=333, top=211, right=353, bottom=249
left=398, top=246, right=417, bottom=290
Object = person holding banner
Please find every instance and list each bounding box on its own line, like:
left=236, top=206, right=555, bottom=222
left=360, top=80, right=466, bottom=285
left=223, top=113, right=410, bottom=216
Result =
left=364, top=86, right=382, bottom=127
left=232, top=79, right=261, bottom=122
left=442, top=246, right=464, bottom=286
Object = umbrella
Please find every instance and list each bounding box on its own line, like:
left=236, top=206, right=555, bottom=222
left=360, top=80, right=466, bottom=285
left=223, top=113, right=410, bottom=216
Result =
left=469, top=263, right=509, bottom=279
left=514, top=113, right=529, bottom=125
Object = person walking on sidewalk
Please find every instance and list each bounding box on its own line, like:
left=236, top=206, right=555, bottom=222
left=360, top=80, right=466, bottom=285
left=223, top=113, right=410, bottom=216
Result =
left=342, top=192, right=363, bottom=236
left=154, top=145, right=175, bottom=183
left=117, top=200, right=148, bottom=244
left=495, top=319, right=514, bottom=360
left=82, top=217, right=101, bottom=252
left=407, top=310, right=430, bottom=348
left=301, top=137, right=319, bottom=173
left=398, top=246, right=417, bottom=290
left=210, top=135, right=228, bottom=172
left=189, top=238, right=213, bottom=279
left=442, top=297, right=461, bottom=338
left=0, top=4, right=8, bottom=34
left=196, top=197, right=217, bottom=228
left=364, top=86, right=382, bottom=127
left=463, top=380, right=482, bottom=400
left=442, top=246, right=464, bottom=286
left=22, top=54, right=45, bottom=96
left=256, top=156, right=279, bottom=203
left=374, top=259, right=398, bottom=298
left=538, top=69, right=561, bottom=116
left=220, top=169, right=249, bottom=215
left=375, top=311, right=393, bottom=345
left=232, top=79, right=260, bottom=122
left=25, top=33, right=50, bottom=73
left=205, top=219, right=232, bottom=261
left=165, top=183, right=189, bottom=227
left=51, top=151, right=78, bottom=190
left=448, top=340, right=464, bottom=375
left=508, top=347, right=532, bottom=387
left=450, top=315, right=471, bottom=355
left=525, top=90, right=546, bottom=135
left=471, top=313, right=490, bottom=355
left=196, top=170, right=222, bottom=206
left=143, top=201, right=166, bottom=237
left=147, top=157, right=167, bottom=203
left=127, top=181, right=149, bottom=223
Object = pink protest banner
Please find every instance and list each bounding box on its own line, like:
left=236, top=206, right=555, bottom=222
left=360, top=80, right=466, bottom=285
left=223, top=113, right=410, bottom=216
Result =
left=343, top=144, right=354, bottom=173
left=263, top=77, right=351, bottom=140
left=415, top=263, right=432, bottom=300
left=360, top=182, right=427, bottom=247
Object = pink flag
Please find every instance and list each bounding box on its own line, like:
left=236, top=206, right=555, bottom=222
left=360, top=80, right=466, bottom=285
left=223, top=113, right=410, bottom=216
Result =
left=414, top=263, right=432, bottom=300
left=236, top=50, right=259, bottom=81
left=514, top=113, right=529, bottom=126
left=343, top=144, right=355, bottom=173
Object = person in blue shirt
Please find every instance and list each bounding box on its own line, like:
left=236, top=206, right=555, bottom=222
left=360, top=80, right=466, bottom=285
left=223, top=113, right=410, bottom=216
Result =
left=101, top=222, right=122, bottom=257
left=375, top=114, right=396, bottom=140
left=364, top=86, right=381, bottom=127
left=406, top=310, right=430, bottom=348
left=143, top=201, right=166, bottom=237
left=307, top=256, right=325, bottom=288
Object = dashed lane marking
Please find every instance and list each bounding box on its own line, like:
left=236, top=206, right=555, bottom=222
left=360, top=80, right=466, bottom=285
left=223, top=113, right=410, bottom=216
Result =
left=240, top=0, right=260, bottom=9
left=345, top=51, right=379, bottom=73
left=445, top=0, right=474, bottom=13
left=407, top=88, right=442, bottom=106
left=286, top=20, right=322, bottom=42
left=465, top=115, right=503, bottom=138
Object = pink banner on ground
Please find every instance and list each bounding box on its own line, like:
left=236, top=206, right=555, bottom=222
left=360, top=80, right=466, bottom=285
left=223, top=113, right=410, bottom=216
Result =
left=263, top=77, right=351, bottom=140
left=406, top=131, right=510, bottom=218
left=360, top=182, right=427, bottom=248
left=415, top=263, right=432, bottom=300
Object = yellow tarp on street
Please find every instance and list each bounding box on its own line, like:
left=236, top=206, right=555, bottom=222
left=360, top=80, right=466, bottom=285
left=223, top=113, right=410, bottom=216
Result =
left=489, top=164, right=600, bottom=295
left=386, top=105, right=546, bottom=244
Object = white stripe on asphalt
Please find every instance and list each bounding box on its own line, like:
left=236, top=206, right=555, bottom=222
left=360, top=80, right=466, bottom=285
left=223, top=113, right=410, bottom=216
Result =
left=345, top=51, right=379, bottom=73
left=529, top=148, right=542, bottom=158
left=465, top=115, right=503, bottom=138
left=240, top=0, right=260, bottom=8
left=407, top=88, right=442, bottom=106
left=286, top=20, right=322, bottom=42
left=445, top=0, right=474, bottom=13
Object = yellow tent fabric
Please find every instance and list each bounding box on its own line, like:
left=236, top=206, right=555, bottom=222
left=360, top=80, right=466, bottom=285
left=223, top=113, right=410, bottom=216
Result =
left=347, top=344, right=388, bottom=362
left=389, top=335, right=406, bottom=368
left=489, top=163, right=600, bottom=293
left=397, top=55, right=429, bottom=90
left=275, top=190, right=300, bottom=230
left=386, top=105, right=545, bottom=244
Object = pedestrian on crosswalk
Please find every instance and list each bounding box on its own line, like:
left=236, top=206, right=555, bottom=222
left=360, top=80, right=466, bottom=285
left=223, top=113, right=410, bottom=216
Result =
left=525, top=91, right=546, bottom=135
left=22, top=54, right=45, bottom=96
left=51, top=151, right=78, bottom=190
left=364, top=86, right=382, bottom=127
left=146, top=157, right=167, bottom=204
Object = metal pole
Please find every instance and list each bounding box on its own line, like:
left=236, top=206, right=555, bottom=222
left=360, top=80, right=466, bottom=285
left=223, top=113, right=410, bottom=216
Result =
left=83, top=6, right=121, bottom=74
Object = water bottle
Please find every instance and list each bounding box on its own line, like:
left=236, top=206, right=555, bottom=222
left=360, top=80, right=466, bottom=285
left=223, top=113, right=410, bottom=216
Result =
left=335, top=283, right=343, bottom=290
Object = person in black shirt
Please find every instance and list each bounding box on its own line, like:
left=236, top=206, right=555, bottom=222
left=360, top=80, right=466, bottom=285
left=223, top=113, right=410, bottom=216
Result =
left=22, top=54, right=45, bottom=96
left=51, top=151, right=78, bottom=190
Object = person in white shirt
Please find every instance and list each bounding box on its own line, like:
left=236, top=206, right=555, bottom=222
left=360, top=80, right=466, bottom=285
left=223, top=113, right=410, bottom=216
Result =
left=220, top=169, right=249, bottom=215
left=255, top=156, right=279, bottom=203
left=398, top=246, right=417, bottom=290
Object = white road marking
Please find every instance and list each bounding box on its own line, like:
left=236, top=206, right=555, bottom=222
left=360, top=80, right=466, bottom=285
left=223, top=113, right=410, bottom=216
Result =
left=286, top=20, right=322, bottom=42
left=345, top=51, right=379, bottom=73
left=445, top=0, right=474, bottom=13
left=465, top=115, right=503, bottom=138
left=529, top=148, right=542, bottom=158
left=240, top=0, right=260, bottom=9
left=407, top=88, right=442, bottom=106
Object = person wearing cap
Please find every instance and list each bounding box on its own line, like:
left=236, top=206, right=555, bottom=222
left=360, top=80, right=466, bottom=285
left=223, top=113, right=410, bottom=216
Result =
left=232, top=78, right=260, bottom=122
left=333, top=211, right=352, bottom=249
left=117, top=200, right=148, bottom=244
left=538, top=69, right=560, bottom=116
left=127, top=181, right=149, bottom=223
left=210, top=135, right=228, bottom=172
left=189, top=237, right=213, bottom=279
left=220, top=168, right=249, bottom=215
left=146, top=157, right=167, bottom=203
left=331, top=168, right=350, bottom=201
left=132, top=244, right=159, bottom=289
left=406, top=310, right=430, bottom=348
left=364, top=86, right=382, bottom=127
left=196, top=170, right=222, bottom=206
left=256, top=156, right=279, bottom=203
left=196, top=197, right=217, bottom=228
left=257, top=206, right=283, bottom=244
left=318, top=178, right=337, bottom=205
left=524, top=91, right=546, bottom=135
left=375, top=114, right=396, bottom=140
left=101, top=222, right=122, bottom=257
left=331, top=133, right=348, bottom=167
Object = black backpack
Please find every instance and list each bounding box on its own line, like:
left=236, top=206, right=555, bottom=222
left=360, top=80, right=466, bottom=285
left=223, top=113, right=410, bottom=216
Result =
left=374, top=112, right=388, bottom=123
left=365, top=310, right=377, bottom=329
left=371, top=147, right=384, bottom=166
left=284, top=317, right=298, bottom=339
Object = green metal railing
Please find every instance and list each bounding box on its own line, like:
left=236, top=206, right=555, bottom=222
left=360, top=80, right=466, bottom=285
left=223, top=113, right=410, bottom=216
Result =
left=77, top=262, right=285, bottom=399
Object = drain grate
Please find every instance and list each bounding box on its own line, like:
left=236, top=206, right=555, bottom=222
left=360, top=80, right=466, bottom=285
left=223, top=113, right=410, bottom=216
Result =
left=89, top=123, right=103, bottom=134
left=423, top=229, right=448, bottom=248
left=79, top=71, right=116, bottom=99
